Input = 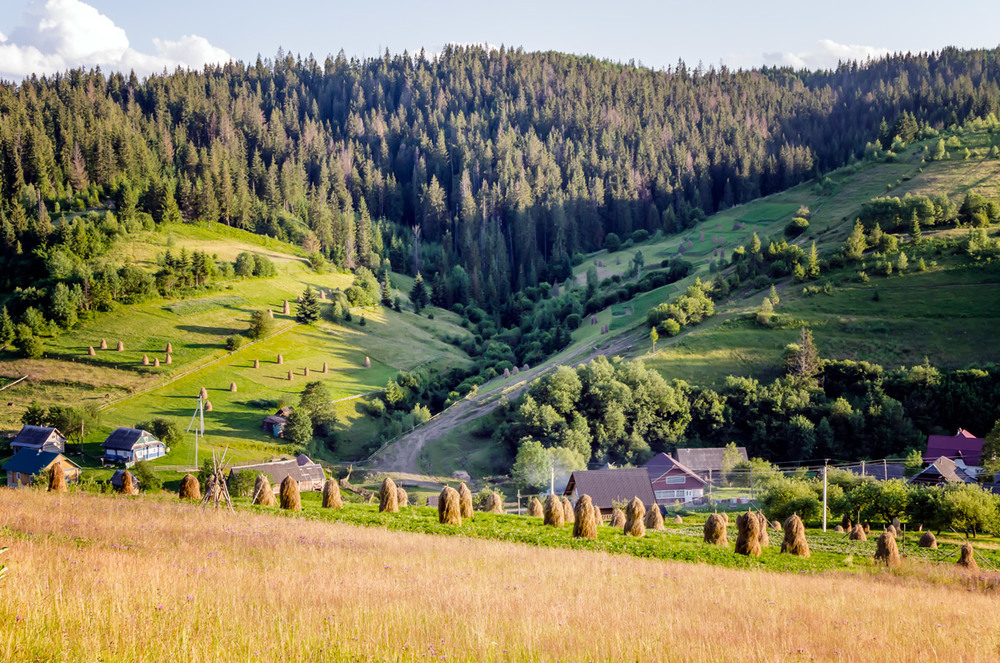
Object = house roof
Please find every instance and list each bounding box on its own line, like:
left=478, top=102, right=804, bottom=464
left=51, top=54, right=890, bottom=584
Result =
left=2, top=449, right=79, bottom=475
left=110, top=469, right=141, bottom=490
left=647, top=455, right=707, bottom=486
left=673, top=447, right=748, bottom=473
left=11, top=425, right=66, bottom=448
left=262, top=415, right=287, bottom=425
left=842, top=462, right=908, bottom=482
left=563, top=468, right=655, bottom=509
left=102, top=428, right=161, bottom=451
left=910, top=456, right=976, bottom=485
left=926, top=429, right=984, bottom=466
left=229, top=455, right=324, bottom=486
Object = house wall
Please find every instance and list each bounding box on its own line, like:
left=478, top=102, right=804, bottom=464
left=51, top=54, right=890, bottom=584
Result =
left=651, top=469, right=705, bottom=503
left=6, top=471, right=31, bottom=488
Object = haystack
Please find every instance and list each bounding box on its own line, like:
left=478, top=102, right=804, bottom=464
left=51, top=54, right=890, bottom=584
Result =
left=166, top=342, right=173, bottom=354
left=438, top=486, right=461, bottom=525
left=458, top=482, right=474, bottom=519
left=891, top=517, right=901, bottom=531
left=841, top=514, right=852, bottom=531
left=609, top=507, right=626, bottom=528
left=544, top=494, right=565, bottom=527
left=252, top=474, right=275, bottom=506
left=874, top=531, right=901, bottom=567
left=560, top=495, right=575, bottom=523
left=396, top=486, right=408, bottom=507
left=527, top=497, right=543, bottom=517
left=378, top=477, right=399, bottom=513
left=253, top=359, right=260, bottom=369
left=48, top=464, right=66, bottom=492
left=624, top=497, right=646, bottom=537
left=199, top=386, right=208, bottom=400
left=119, top=470, right=138, bottom=495
left=204, top=400, right=213, bottom=412
left=957, top=542, right=979, bottom=573
left=644, top=503, right=665, bottom=530
left=116, top=340, right=124, bottom=351
left=572, top=494, right=597, bottom=539
left=756, top=511, right=770, bottom=547
left=771, top=520, right=782, bottom=531
left=918, top=531, right=937, bottom=549
left=166, top=354, right=172, bottom=364
left=100, top=338, right=108, bottom=350
left=267, top=309, right=273, bottom=318
left=230, top=382, right=237, bottom=392
left=142, top=354, right=149, bottom=365
left=485, top=492, right=504, bottom=514
left=178, top=474, right=201, bottom=500
left=282, top=300, right=290, bottom=315
left=322, top=362, right=328, bottom=374
left=303, top=367, right=309, bottom=377
left=287, top=371, right=293, bottom=381
left=780, top=514, right=810, bottom=557
left=834, top=525, right=844, bottom=533
left=503, top=367, right=511, bottom=378
left=322, top=479, right=343, bottom=509
left=88, top=346, right=95, bottom=356
left=153, top=358, right=160, bottom=367
left=277, top=353, right=283, bottom=365
left=364, top=356, right=371, bottom=368
left=735, top=510, right=762, bottom=557
left=279, top=475, right=301, bottom=511
left=703, top=513, right=727, bottom=545
left=863, top=523, right=871, bottom=534
left=592, top=504, right=603, bottom=526
left=673, top=514, right=683, bottom=524
left=849, top=524, right=867, bottom=541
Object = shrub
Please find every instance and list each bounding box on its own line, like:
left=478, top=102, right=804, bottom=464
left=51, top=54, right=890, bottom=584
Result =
left=225, top=334, right=248, bottom=351
left=785, top=216, right=809, bottom=237
left=604, top=232, right=621, bottom=252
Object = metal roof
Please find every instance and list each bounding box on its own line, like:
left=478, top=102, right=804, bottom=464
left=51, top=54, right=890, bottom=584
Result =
left=909, top=456, right=976, bottom=485
left=229, top=455, right=325, bottom=486
left=2, top=449, right=79, bottom=475
left=674, top=447, right=748, bottom=473
left=563, top=468, right=655, bottom=509
left=102, top=428, right=162, bottom=451
left=11, top=426, right=66, bottom=449
left=646, top=454, right=707, bottom=486
left=925, top=430, right=984, bottom=466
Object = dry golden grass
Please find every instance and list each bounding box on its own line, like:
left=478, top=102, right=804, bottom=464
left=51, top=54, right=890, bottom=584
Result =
left=1, top=491, right=1000, bottom=662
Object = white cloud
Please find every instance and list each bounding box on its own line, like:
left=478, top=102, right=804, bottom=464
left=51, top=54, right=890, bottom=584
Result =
left=764, top=39, right=892, bottom=71
left=0, top=0, right=231, bottom=80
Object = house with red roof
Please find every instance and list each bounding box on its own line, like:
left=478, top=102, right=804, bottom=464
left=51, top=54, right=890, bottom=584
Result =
left=644, top=453, right=707, bottom=505
left=925, top=428, right=984, bottom=466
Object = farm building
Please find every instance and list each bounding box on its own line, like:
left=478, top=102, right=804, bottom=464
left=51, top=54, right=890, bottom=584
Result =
left=9, top=425, right=67, bottom=454
left=909, top=456, right=978, bottom=486
left=262, top=406, right=294, bottom=437
left=644, top=453, right=707, bottom=505
left=3, top=449, right=81, bottom=488
left=672, top=446, right=747, bottom=481
left=563, top=468, right=656, bottom=517
left=925, top=428, right=984, bottom=466
left=228, top=453, right=325, bottom=491
left=100, top=428, right=166, bottom=465
left=110, top=469, right=141, bottom=492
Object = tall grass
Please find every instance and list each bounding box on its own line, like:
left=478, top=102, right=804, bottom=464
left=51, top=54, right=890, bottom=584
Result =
left=1, top=490, right=998, bottom=662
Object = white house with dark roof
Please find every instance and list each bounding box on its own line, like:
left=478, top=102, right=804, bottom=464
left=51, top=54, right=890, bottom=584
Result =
left=101, top=427, right=166, bottom=464
left=10, top=425, right=67, bottom=454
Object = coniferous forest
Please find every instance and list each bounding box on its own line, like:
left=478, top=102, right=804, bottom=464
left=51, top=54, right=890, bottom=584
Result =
left=4, top=45, right=1000, bottom=313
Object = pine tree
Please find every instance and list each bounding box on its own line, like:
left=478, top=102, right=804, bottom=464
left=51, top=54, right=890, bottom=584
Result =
left=788, top=327, right=821, bottom=378
left=296, top=287, right=320, bottom=324
left=910, top=215, right=922, bottom=244
left=844, top=221, right=867, bottom=261
left=0, top=307, right=13, bottom=348
left=379, top=268, right=393, bottom=307
left=650, top=326, right=658, bottom=352
left=807, top=241, right=820, bottom=277
left=768, top=284, right=780, bottom=305
left=410, top=272, right=429, bottom=314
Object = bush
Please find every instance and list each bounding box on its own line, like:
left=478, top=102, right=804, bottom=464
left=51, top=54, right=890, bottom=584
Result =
left=134, top=417, right=184, bottom=446
left=225, top=334, right=248, bottom=351
left=631, top=229, right=650, bottom=243
left=604, top=232, right=621, bottom=252
left=130, top=460, right=162, bottom=492
left=785, top=217, right=809, bottom=237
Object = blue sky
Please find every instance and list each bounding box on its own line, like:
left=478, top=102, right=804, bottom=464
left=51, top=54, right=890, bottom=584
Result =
left=1, top=0, right=999, bottom=80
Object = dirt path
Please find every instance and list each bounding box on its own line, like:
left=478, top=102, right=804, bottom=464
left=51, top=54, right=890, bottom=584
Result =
left=369, top=328, right=644, bottom=474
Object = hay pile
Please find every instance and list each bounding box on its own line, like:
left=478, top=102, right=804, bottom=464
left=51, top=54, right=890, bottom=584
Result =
left=322, top=480, right=342, bottom=509
left=572, top=495, right=598, bottom=539
left=88, top=346, right=95, bottom=356
left=833, top=525, right=844, bottom=533
left=119, top=470, right=138, bottom=495
left=735, top=510, right=762, bottom=557
left=892, top=517, right=901, bottom=531
left=322, top=361, right=329, bottom=374
left=277, top=353, right=283, bottom=365
left=438, top=486, right=461, bottom=525
left=458, top=482, right=474, bottom=519
left=918, top=531, right=937, bottom=549
left=874, top=531, right=901, bottom=567
left=230, top=382, right=237, bottom=392
left=957, top=542, right=979, bottom=573
left=153, top=358, right=160, bottom=367
left=165, top=354, right=172, bottom=364
left=485, top=492, right=504, bottom=514
left=544, top=494, right=565, bottom=527
left=100, top=338, right=108, bottom=350
left=178, top=474, right=201, bottom=500
left=396, top=486, right=408, bottom=507
left=279, top=475, right=301, bottom=511
left=771, top=520, right=782, bottom=531
left=703, top=513, right=727, bottom=546
left=527, top=496, right=543, bottom=517
left=166, top=342, right=173, bottom=354
left=560, top=496, right=575, bottom=523
left=253, top=474, right=275, bottom=506
left=48, top=464, right=66, bottom=492
left=755, top=511, right=770, bottom=547
left=609, top=507, right=626, bottom=528
left=849, top=524, right=867, bottom=541
left=116, top=340, right=124, bottom=351
left=644, top=503, right=665, bottom=530
left=673, top=514, right=683, bottom=524
left=887, top=524, right=900, bottom=538
left=593, top=504, right=603, bottom=526
left=142, top=355, right=149, bottom=365
left=841, top=514, right=852, bottom=531
left=378, top=477, right=399, bottom=513
left=253, top=359, right=260, bottom=369
left=863, top=523, right=871, bottom=534
left=199, top=386, right=208, bottom=401
left=780, top=515, right=810, bottom=557
left=623, top=497, right=646, bottom=537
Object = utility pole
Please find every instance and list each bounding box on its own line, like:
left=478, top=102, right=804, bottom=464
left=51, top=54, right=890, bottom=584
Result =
left=749, top=467, right=753, bottom=501
left=861, top=460, right=866, bottom=477
left=550, top=467, right=555, bottom=496
left=883, top=458, right=887, bottom=481
left=822, top=459, right=829, bottom=532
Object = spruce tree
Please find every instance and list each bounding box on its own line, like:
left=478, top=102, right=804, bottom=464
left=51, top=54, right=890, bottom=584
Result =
left=296, top=287, right=320, bottom=324
left=0, top=306, right=13, bottom=348
left=410, top=272, right=429, bottom=314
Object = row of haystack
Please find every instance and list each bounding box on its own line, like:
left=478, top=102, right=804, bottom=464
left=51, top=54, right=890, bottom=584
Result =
left=705, top=511, right=810, bottom=559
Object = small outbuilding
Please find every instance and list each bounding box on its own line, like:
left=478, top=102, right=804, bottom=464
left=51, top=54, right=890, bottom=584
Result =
left=110, top=469, right=141, bottom=492
left=563, top=468, right=656, bottom=518
left=262, top=406, right=294, bottom=437
left=3, top=449, right=81, bottom=488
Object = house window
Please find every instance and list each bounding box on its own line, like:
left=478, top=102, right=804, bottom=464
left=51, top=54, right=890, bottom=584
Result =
left=654, top=489, right=681, bottom=500
left=665, top=476, right=685, bottom=485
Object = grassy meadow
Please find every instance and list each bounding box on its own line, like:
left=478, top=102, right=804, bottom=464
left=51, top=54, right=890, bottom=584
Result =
left=2, top=490, right=999, bottom=662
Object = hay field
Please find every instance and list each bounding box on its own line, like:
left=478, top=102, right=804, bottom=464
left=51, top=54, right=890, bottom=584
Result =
left=2, top=490, right=999, bottom=662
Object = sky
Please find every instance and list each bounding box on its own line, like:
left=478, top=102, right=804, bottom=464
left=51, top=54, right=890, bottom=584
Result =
left=1, top=0, right=999, bottom=81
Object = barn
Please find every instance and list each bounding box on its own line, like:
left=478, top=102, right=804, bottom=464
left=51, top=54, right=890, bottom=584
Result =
left=563, top=468, right=656, bottom=518
left=228, top=453, right=325, bottom=492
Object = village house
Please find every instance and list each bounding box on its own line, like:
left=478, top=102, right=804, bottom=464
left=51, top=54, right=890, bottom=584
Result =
left=9, top=425, right=67, bottom=454
left=643, top=453, right=707, bottom=505
left=101, top=428, right=167, bottom=465
left=563, top=468, right=656, bottom=518
left=925, top=428, right=985, bottom=466
left=674, top=446, right=748, bottom=482
left=262, top=406, right=294, bottom=437
left=228, top=453, right=325, bottom=492
left=3, top=449, right=81, bottom=488
left=909, top=456, right=978, bottom=486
